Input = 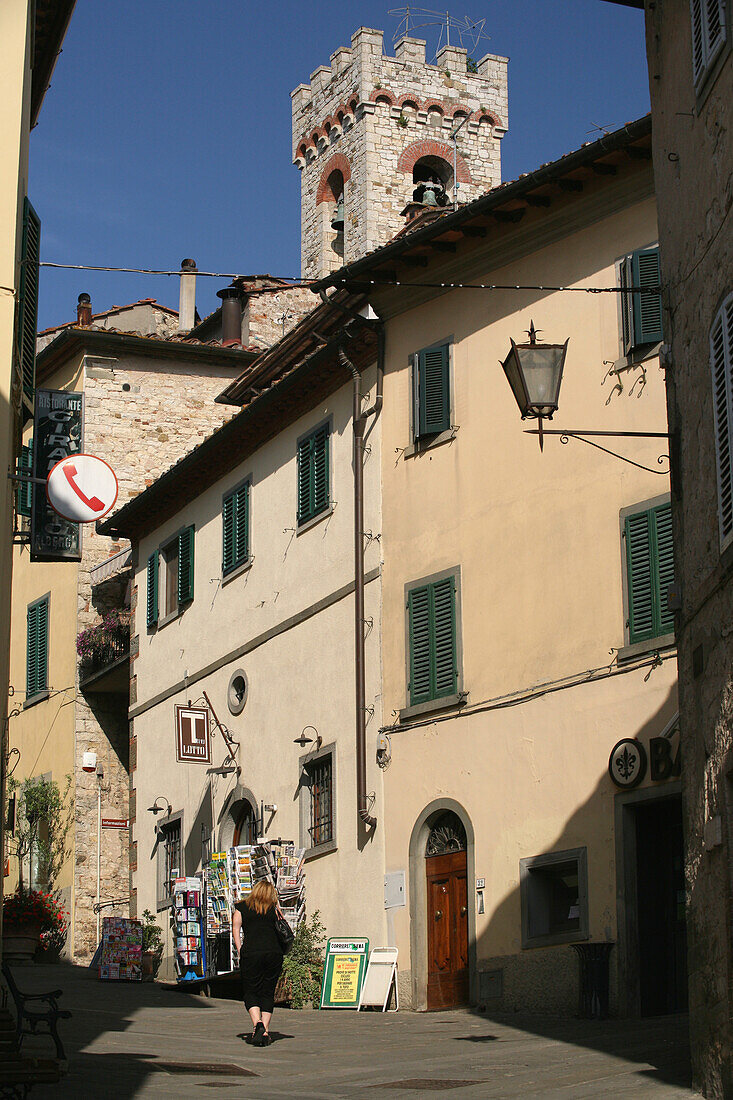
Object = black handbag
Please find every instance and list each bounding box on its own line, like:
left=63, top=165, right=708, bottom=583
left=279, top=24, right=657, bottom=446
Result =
left=274, top=908, right=295, bottom=955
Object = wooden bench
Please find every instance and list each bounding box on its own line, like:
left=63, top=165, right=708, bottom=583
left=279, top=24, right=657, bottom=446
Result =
left=1, top=962, right=71, bottom=1062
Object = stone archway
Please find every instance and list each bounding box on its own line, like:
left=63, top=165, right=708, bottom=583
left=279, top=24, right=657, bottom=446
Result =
left=218, top=784, right=259, bottom=851
left=408, top=798, right=476, bottom=1011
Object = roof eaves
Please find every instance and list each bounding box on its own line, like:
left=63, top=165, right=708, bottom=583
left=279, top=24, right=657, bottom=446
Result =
left=313, top=115, right=652, bottom=291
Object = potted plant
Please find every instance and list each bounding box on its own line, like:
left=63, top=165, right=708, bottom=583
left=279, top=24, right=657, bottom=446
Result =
left=37, top=895, right=69, bottom=962
left=3, top=889, right=64, bottom=964
left=276, top=910, right=326, bottom=1008
left=140, top=909, right=163, bottom=980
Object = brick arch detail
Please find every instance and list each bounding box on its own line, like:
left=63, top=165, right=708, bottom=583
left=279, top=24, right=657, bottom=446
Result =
left=315, top=153, right=352, bottom=204
left=397, top=139, right=472, bottom=185
left=370, top=88, right=396, bottom=106
left=398, top=93, right=421, bottom=110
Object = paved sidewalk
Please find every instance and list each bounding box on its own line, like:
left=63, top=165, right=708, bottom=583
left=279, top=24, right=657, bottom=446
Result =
left=12, top=963, right=699, bottom=1099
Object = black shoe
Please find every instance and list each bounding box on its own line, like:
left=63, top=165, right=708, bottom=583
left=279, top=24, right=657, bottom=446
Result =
left=252, top=1022, right=265, bottom=1047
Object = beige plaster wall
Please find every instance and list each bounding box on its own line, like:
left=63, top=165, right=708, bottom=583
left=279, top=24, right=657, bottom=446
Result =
left=0, top=0, right=32, bottom=932
left=377, top=192, right=678, bottom=1010
left=130, top=371, right=387, bottom=968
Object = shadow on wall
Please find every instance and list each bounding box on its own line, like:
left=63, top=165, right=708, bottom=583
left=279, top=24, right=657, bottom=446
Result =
left=462, top=682, right=692, bottom=1090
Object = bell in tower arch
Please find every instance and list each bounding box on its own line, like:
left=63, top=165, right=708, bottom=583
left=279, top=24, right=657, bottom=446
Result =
left=330, top=195, right=345, bottom=232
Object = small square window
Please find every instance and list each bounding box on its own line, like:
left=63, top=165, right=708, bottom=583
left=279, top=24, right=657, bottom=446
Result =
left=520, top=847, right=588, bottom=948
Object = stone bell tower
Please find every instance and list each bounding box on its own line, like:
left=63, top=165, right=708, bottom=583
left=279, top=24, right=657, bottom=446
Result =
left=292, top=26, right=508, bottom=281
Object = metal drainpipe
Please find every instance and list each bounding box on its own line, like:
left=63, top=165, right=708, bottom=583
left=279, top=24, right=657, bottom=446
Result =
left=339, top=344, right=377, bottom=829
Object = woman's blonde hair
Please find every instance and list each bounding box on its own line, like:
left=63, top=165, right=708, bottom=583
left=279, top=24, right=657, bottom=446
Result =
left=245, top=879, right=278, bottom=915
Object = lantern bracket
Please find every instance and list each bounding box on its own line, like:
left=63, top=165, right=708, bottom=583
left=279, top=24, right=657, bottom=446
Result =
left=524, top=428, right=670, bottom=474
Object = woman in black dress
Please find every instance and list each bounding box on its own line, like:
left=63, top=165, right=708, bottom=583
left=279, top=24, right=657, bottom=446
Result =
left=232, top=880, right=283, bottom=1046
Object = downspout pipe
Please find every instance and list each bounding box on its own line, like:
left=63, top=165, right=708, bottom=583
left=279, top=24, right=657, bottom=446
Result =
left=339, top=344, right=377, bottom=829
left=319, top=289, right=384, bottom=417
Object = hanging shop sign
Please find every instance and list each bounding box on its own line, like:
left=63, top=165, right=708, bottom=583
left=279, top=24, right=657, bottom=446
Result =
left=31, top=389, right=83, bottom=561
left=320, top=938, right=369, bottom=1009
left=608, top=731, right=681, bottom=789
left=175, top=706, right=211, bottom=764
left=47, top=453, right=118, bottom=522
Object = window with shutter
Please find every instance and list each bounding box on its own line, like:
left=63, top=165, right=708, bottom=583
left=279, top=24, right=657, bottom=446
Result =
left=407, top=572, right=458, bottom=705
left=146, top=551, right=159, bottom=628
left=222, top=481, right=251, bottom=576
left=711, top=291, right=733, bottom=550
left=26, top=596, right=49, bottom=701
left=15, top=440, right=33, bottom=518
left=690, top=0, right=727, bottom=89
left=17, top=199, right=41, bottom=409
left=414, top=343, right=451, bottom=440
left=624, top=501, right=675, bottom=644
left=177, top=526, right=195, bottom=605
left=619, top=247, right=663, bottom=354
left=297, top=423, right=330, bottom=526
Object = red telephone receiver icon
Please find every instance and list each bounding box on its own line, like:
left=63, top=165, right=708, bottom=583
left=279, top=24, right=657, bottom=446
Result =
left=63, top=462, right=105, bottom=512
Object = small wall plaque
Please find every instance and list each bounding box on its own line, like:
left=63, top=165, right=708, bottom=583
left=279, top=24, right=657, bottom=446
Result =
left=175, top=706, right=211, bottom=764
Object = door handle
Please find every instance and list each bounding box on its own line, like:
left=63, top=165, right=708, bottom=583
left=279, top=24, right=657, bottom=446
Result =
left=435, top=910, right=443, bottom=920
left=460, top=906, right=467, bottom=917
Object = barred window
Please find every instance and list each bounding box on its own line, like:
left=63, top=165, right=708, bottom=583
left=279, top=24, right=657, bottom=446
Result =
left=305, top=753, right=333, bottom=849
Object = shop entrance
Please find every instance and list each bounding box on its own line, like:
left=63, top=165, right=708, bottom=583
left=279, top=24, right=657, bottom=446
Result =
left=634, top=794, right=687, bottom=1015
left=425, top=812, right=469, bottom=1010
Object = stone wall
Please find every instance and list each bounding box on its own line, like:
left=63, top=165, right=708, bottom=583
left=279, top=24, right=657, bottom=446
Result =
left=292, top=27, right=508, bottom=280
left=644, top=4, right=733, bottom=1096
left=244, top=285, right=315, bottom=349
left=71, top=344, right=245, bottom=959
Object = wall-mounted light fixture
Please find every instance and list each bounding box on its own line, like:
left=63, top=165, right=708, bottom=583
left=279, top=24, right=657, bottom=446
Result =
left=500, top=321, right=568, bottom=451
left=293, top=725, right=322, bottom=750
left=501, top=319, right=670, bottom=471
left=147, top=796, right=172, bottom=816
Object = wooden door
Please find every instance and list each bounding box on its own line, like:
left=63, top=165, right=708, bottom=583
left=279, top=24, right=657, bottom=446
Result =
left=426, top=850, right=469, bottom=1009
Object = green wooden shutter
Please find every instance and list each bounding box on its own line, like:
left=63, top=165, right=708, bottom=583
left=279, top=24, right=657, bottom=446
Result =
left=222, top=491, right=235, bottom=572
left=625, top=503, right=675, bottom=643
left=653, top=503, right=675, bottom=636
left=711, top=294, right=733, bottom=547
left=432, top=575, right=457, bottom=698
left=408, top=585, right=432, bottom=705
left=297, top=435, right=312, bottom=524
left=631, top=247, right=663, bottom=347
left=17, top=198, right=41, bottom=405
left=626, top=511, right=655, bottom=642
left=418, top=344, right=450, bottom=437
left=234, top=483, right=249, bottom=564
left=620, top=255, right=635, bottom=356
left=178, top=526, right=195, bottom=604
left=16, top=439, right=33, bottom=517
left=146, top=551, right=159, bottom=627
left=298, top=426, right=329, bottom=525
left=26, top=598, right=48, bottom=699
left=312, top=425, right=329, bottom=517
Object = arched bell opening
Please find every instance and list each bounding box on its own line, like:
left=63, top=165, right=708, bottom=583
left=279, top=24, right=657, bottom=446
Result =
left=412, top=156, right=453, bottom=208
left=326, top=169, right=345, bottom=258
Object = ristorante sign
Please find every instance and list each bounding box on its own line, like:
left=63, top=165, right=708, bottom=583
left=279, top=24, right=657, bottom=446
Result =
left=31, top=389, right=83, bottom=561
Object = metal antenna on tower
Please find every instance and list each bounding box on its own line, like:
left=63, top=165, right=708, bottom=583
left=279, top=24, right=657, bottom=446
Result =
left=388, top=7, right=490, bottom=61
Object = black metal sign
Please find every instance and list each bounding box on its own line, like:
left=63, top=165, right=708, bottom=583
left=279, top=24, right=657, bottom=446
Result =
left=31, top=389, right=83, bottom=561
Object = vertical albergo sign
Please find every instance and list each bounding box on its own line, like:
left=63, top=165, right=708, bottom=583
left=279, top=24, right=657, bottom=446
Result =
left=31, top=389, right=83, bottom=561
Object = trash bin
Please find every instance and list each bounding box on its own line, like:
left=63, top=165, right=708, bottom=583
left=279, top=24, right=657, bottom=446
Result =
left=570, top=942, right=614, bottom=1019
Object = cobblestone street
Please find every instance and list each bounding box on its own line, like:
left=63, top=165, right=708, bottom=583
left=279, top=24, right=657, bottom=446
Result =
left=15, top=964, right=700, bottom=1099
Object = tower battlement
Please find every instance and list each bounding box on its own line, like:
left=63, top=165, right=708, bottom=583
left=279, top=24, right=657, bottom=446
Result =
left=292, top=27, right=509, bottom=280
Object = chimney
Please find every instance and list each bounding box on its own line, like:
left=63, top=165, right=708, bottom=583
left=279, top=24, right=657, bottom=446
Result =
left=178, top=258, right=197, bottom=332
left=217, top=286, right=242, bottom=347
left=77, top=293, right=92, bottom=326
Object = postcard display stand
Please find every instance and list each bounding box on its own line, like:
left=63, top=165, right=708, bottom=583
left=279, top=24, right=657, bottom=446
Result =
left=205, top=841, right=306, bottom=978
left=99, top=916, right=143, bottom=981
left=172, top=876, right=205, bottom=982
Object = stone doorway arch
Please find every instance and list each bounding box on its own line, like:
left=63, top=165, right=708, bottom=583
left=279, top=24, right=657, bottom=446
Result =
left=408, top=798, right=476, bottom=1011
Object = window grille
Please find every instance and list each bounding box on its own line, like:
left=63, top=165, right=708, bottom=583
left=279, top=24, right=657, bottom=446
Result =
left=308, top=755, right=333, bottom=847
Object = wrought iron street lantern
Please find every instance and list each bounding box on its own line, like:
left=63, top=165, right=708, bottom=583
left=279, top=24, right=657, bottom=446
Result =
left=500, top=320, right=569, bottom=450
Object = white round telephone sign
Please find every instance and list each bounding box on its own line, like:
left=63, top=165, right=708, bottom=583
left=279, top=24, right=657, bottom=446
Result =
left=46, top=454, right=119, bottom=523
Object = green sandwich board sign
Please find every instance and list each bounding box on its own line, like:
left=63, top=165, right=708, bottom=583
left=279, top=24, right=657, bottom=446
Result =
left=320, top=938, right=369, bottom=1009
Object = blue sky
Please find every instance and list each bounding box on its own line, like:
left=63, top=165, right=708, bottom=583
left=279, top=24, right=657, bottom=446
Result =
left=31, top=1, right=648, bottom=330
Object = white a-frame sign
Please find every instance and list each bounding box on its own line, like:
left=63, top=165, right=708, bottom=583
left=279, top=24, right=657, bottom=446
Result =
left=357, top=947, right=399, bottom=1012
